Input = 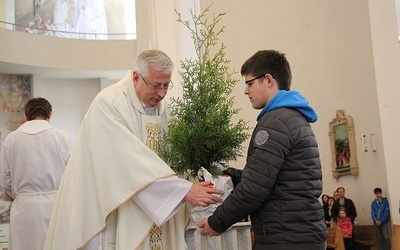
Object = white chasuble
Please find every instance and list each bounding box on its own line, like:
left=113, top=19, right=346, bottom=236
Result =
left=44, top=71, right=190, bottom=250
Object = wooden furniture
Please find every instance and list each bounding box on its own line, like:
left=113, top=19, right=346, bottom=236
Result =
left=353, top=225, right=377, bottom=250
left=392, top=224, right=400, bottom=250
left=327, top=226, right=345, bottom=250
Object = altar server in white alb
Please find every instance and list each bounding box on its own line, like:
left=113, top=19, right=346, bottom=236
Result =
left=0, top=97, right=74, bottom=250
left=44, top=49, right=224, bottom=250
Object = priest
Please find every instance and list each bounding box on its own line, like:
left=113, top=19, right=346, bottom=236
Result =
left=44, top=49, right=223, bottom=250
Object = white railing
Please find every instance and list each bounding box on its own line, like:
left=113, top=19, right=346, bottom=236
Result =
left=0, top=20, right=136, bottom=40
left=0, top=223, right=9, bottom=249
left=185, top=222, right=252, bottom=250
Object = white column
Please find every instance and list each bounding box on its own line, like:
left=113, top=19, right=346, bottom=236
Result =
left=136, top=0, right=199, bottom=99
left=31, top=74, right=43, bottom=96
left=368, top=0, right=400, bottom=225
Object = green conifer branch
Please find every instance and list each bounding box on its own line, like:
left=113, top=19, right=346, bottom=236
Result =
left=159, top=5, right=250, bottom=178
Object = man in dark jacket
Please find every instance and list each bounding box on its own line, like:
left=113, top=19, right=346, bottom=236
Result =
left=331, top=187, right=357, bottom=223
left=198, top=50, right=327, bottom=250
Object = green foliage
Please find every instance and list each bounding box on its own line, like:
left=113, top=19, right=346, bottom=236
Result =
left=159, top=6, right=250, bottom=178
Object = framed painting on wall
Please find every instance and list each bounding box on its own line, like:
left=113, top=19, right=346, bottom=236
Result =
left=0, top=74, right=32, bottom=148
left=328, top=110, right=358, bottom=180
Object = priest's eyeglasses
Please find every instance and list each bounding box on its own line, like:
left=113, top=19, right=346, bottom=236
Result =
left=245, top=74, right=266, bottom=88
left=140, top=75, right=174, bottom=91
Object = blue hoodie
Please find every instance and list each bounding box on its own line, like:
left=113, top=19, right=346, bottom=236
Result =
left=371, top=197, right=390, bottom=223
left=256, top=90, right=318, bottom=123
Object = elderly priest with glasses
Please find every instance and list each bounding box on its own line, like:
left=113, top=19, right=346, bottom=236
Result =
left=44, top=49, right=224, bottom=250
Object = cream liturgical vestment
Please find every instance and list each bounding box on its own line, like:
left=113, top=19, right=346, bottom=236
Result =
left=0, top=120, right=74, bottom=250
left=44, top=71, right=191, bottom=250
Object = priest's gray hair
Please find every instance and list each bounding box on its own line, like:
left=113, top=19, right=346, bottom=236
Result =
left=134, top=49, right=174, bottom=77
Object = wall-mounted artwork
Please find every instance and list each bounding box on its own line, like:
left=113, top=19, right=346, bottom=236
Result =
left=0, top=74, right=32, bottom=147
left=328, top=110, right=358, bottom=180
left=0, top=191, right=11, bottom=224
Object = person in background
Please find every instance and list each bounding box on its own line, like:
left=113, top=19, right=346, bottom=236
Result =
left=197, top=50, right=327, bottom=250
left=321, top=194, right=329, bottom=207
left=333, top=191, right=339, bottom=200
left=337, top=210, right=354, bottom=250
left=371, top=187, right=391, bottom=250
left=0, top=97, right=74, bottom=250
left=331, top=187, right=357, bottom=224
left=324, top=196, right=335, bottom=228
left=44, top=49, right=224, bottom=250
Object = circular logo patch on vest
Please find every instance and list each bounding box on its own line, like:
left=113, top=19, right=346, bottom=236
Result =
left=255, top=130, right=269, bottom=145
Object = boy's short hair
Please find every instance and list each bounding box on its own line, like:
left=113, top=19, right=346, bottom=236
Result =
left=373, top=187, right=382, bottom=194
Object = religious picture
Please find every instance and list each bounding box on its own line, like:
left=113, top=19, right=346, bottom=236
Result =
left=333, top=123, right=350, bottom=169
left=0, top=190, right=11, bottom=224
left=0, top=74, right=32, bottom=145
left=329, top=110, right=358, bottom=179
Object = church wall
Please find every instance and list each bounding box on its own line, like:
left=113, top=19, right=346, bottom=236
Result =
left=368, top=0, right=400, bottom=226
left=34, top=77, right=100, bottom=139
left=0, top=0, right=5, bottom=28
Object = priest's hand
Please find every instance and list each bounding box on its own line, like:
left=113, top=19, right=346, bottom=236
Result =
left=197, top=218, right=222, bottom=236
left=184, top=182, right=224, bottom=207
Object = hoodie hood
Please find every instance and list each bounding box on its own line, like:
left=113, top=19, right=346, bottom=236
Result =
left=256, top=90, right=318, bottom=123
